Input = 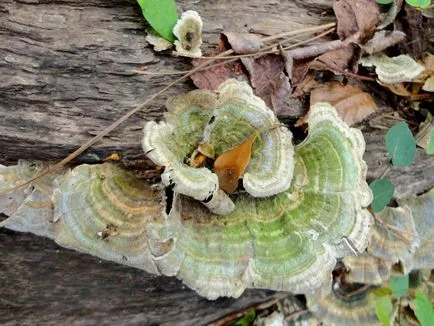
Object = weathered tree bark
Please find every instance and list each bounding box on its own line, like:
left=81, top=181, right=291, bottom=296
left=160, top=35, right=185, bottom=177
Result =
left=0, top=229, right=281, bottom=326
left=1, top=0, right=433, bottom=325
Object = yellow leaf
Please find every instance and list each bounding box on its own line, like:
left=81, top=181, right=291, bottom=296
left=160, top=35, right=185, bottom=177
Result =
left=214, top=134, right=257, bottom=193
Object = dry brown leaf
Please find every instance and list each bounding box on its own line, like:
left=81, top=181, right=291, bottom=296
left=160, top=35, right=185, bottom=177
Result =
left=310, top=81, right=376, bottom=125
left=421, top=53, right=434, bottom=92
left=214, top=134, right=257, bottom=193
left=291, top=74, right=319, bottom=98
left=241, top=54, right=294, bottom=116
left=221, top=32, right=263, bottom=54
left=333, top=0, right=380, bottom=43
left=190, top=36, right=249, bottom=90
left=310, top=45, right=359, bottom=74
left=380, top=82, right=433, bottom=100
left=291, top=58, right=313, bottom=87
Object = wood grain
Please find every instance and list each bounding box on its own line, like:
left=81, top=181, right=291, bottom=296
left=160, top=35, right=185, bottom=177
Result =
left=0, top=0, right=331, bottom=164
left=0, top=229, right=279, bottom=326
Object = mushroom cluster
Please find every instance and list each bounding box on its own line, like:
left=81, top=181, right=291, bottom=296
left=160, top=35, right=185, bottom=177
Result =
left=1, top=79, right=373, bottom=300
left=307, top=189, right=434, bottom=325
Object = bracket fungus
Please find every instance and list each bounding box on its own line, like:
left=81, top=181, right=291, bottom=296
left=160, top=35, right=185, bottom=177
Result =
left=397, top=190, right=434, bottom=271
left=1, top=80, right=373, bottom=300
left=145, top=28, right=173, bottom=52
left=368, top=206, right=420, bottom=274
left=143, top=79, right=294, bottom=215
left=143, top=81, right=372, bottom=299
left=359, top=54, right=425, bottom=84
left=343, top=253, right=392, bottom=285
left=0, top=161, right=60, bottom=239
left=53, top=164, right=166, bottom=274
left=366, top=189, right=434, bottom=275
left=307, top=283, right=390, bottom=326
left=343, top=188, right=434, bottom=286
left=173, top=10, right=203, bottom=57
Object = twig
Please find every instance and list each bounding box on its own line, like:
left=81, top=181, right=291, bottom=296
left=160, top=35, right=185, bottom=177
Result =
left=136, top=27, right=336, bottom=77
left=285, top=38, right=343, bottom=60
left=195, top=27, right=336, bottom=60
left=342, top=284, right=372, bottom=298
left=378, top=166, right=391, bottom=179
left=260, top=22, right=336, bottom=43
left=135, top=27, right=336, bottom=76
left=284, top=309, right=310, bottom=322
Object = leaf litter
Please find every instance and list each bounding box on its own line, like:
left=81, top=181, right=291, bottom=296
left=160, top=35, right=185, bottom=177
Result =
left=310, top=81, right=377, bottom=126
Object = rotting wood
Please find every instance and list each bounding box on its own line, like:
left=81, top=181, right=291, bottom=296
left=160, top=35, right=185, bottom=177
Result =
left=1, top=0, right=434, bottom=325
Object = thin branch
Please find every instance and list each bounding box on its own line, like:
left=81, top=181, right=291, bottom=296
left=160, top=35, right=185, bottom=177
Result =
left=342, top=284, right=372, bottom=298
left=284, top=309, right=310, bottom=322
left=136, top=27, right=335, bottom=77
left=260, top=22, right=336, bottom=43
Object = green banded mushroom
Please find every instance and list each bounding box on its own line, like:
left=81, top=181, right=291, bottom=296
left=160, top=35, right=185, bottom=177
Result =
left=359, top=54, right=425, bottom=84
left=53, top=164, right=166, bottom=274
left=1, top=79, right=373, bottom=300
left=0, top=161, right=60, bottom=239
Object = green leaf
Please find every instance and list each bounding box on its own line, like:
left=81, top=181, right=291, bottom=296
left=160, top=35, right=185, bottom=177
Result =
left=376, top=0, right=394, bottom=4
left=427, top=130, right=434, bottom=155
left=373, top=287, right=392, bottom=297
left=137, top=0, right=178, bottom=41
left=233, top=310, right=256, bottom=326
left=370, top=178, right=395, bottom=212
left=405, top=0, right=432, bottom=8
left=386, top=122, right=416, bottom=167
left=390, top=275, right=409, bottom=298
left=413, top=291, right=434, bottom=326
left=375, top=295, right=394, bottom=326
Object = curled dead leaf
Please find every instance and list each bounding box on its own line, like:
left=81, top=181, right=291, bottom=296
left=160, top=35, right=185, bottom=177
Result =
left=310, top=81, right=376, bottom=125
left=221, top=32, right=263, bottom=54
left=190, top=36, right=249, bottom=90
left=310, top=45, right=359, bottom=75
left=379, top=82, right=432, bottom=100
left=241, top=54, right=294, bottom=116
left=333, top=0, right=380, bottom=43
left=214, top=134, right=257, bottom=193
